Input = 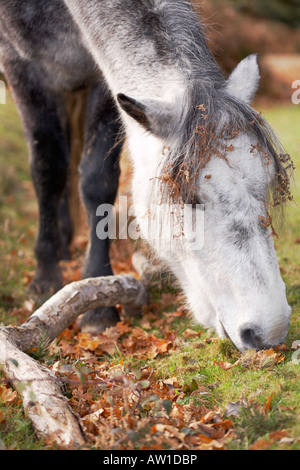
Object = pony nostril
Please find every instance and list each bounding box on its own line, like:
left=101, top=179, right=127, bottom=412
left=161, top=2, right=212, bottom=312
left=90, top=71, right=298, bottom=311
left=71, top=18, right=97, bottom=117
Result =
left=240, top=323, right=264, bottom=350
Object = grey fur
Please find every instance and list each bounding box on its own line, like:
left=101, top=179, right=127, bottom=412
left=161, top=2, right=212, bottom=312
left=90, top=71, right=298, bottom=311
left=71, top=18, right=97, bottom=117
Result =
left=0, top=0, right=98, bottom=91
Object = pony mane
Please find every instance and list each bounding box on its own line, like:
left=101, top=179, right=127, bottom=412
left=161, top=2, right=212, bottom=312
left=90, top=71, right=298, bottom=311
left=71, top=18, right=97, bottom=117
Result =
left=158, top=80, right=294, bottom=233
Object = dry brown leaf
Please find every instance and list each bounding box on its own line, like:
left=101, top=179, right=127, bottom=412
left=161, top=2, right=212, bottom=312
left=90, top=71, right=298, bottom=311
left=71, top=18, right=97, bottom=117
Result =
left=182, top=328, right=202, bottom=338
left=250, top=430, right=289, bottom=450
left=122, top=327, right=175, bottom=359
left=115, top=320, right=132, bottom=336
left=0, top=384, right=18, bottom=405
left=264, top=393, right=274, bottom=412
left=76, top=333, right=103, bottom=352
left=196, top=434, right=225, bottom=450
left=275, top=344, right=290, bottom=351
left=269, top=430, right=289, bottom=441
left=240, top=348, right=284, bottom=369
left=152, top=424, right=186, bottom=442
left=139, top=317, right=152, bottom=330
left=74, top=331, right=117, bottom=356
left=163, top=310, right=186, bottom=318
left=82, top=408, right=105, bottom=433
left=162, top=376, right=180, bottom=388
left=213, top=359, right=240, bottom=370
left=56, top=339, right=76, bottom=357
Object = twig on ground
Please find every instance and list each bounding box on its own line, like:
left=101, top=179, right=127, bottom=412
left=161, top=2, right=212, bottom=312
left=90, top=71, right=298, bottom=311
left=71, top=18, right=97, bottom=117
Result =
left=0, top=272, right=149, bottom=448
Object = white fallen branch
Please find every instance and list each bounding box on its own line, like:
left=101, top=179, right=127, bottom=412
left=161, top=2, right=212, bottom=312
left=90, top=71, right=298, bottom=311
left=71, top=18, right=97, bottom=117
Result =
left=7, top=274, right=148, bottom=351
left=0, top=273, right=149, bottom=448
left=0, top=328, right=86, bottom=448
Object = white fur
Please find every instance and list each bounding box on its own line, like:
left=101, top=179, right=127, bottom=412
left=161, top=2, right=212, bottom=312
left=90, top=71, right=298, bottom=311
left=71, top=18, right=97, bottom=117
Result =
left=120, top=61, right=291, bottom=351
left=127, top=129, right=291, bottom=351
left=227, top=54, right=260, bottom=104
left=108, top=60, right=290, bottom=351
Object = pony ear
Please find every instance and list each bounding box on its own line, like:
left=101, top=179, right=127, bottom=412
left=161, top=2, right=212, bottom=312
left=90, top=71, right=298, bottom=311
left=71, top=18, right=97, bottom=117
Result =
left=117, top=93, right=173, bottom=136
left=226, top=54, right=260, bottom=104
left=117, top=93, right=151, bottom=129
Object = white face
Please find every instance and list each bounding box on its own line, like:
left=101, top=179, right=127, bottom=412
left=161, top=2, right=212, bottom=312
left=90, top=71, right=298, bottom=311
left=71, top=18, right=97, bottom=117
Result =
left=128, top=129, right=291, bottom=351
left=164, top=133, right=291, bottom=351
left=119, top=55, right=291, bottom=351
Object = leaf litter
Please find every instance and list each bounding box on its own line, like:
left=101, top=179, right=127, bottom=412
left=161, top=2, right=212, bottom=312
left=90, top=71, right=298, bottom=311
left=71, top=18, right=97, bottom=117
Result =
left=6, top=237, right=293, bottom=450
left=36, top=250, right=291, bottom=450
left=41, top=251, right=238, bottom=450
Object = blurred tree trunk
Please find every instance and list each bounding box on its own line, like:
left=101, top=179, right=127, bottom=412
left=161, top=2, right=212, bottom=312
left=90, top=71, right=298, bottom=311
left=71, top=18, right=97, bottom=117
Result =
left=64, top=90, right=89, bottom=239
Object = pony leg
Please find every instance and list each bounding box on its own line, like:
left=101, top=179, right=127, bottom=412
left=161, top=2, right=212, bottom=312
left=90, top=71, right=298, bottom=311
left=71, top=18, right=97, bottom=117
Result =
left=58, top=182, right=73, bottom=261
left=79, top=85, right=122, bottom=333
left=3, top=58, right=70, bottom=296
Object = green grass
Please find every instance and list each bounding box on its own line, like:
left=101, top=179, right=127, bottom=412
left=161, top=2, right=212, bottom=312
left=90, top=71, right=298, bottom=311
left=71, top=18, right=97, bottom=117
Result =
left=0, top=94, right=299, bottom=449
left=0, top=91, right=38, bottom=325
left=0, top=403, right=45, bottom=450
left=263, top=105, right=300, bottom=350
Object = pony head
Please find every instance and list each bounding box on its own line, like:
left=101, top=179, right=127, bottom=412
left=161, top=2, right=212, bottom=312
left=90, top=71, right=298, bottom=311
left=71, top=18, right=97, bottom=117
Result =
left=117, top=54, right=293, bottom=351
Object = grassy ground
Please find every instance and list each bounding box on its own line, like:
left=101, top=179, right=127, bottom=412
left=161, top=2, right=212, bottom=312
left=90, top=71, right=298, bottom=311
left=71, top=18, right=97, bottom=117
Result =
left=0, top=92, right=299, bottom=450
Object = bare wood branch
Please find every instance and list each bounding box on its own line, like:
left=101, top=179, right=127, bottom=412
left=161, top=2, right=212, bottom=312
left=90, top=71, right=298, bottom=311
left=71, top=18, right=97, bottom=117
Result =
left=0, top=328, right=86, bottom=448
left=8, top=274, right=148, bottom=352
left=0, top=272, right=149, bottom=448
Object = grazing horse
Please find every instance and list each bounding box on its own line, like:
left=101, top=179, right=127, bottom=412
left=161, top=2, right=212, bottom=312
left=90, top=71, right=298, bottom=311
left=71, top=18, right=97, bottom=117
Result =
left=1, top=0, right=293, bottom=350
